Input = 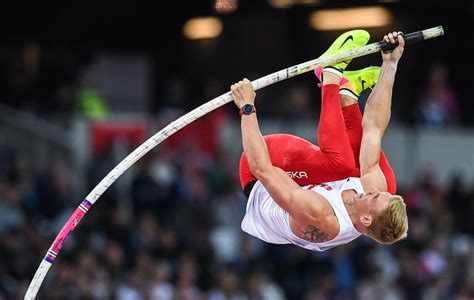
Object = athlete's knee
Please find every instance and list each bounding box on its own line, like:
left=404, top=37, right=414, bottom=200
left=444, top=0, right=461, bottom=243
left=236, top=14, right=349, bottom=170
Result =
left=331, top=152, right=357, bottom=174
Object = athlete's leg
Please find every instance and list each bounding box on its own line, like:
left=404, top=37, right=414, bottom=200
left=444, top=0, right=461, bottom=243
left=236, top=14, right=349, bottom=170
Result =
left=240, top=71, right=356, bottom=189
left=339, top=68, right=398, bottom=194
left=240, top=134, right=321, bottom=189
left=339, top=67, right=381, bottom=162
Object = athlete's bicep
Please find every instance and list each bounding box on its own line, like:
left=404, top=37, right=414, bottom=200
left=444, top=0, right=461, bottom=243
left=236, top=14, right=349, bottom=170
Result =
left=359, top=126, right=382, bottom=176
left=359, top=127, right=388, bottom=191
left=257, top=166, right=300, bottom=212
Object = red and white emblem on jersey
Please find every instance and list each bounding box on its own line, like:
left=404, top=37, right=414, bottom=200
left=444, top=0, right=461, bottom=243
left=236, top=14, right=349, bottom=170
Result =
left=319, top=183, right=333, bottom=191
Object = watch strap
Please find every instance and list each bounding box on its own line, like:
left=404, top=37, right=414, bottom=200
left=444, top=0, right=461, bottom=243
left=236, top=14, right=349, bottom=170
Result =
left=239, top=104, right=256, bottom=116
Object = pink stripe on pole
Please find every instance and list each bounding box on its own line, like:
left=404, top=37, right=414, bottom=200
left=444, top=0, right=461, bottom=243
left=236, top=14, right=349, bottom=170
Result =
left=49, top=207, right=86, bottom=255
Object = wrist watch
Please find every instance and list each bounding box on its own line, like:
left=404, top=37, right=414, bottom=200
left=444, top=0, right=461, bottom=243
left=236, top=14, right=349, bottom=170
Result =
left=239, top=104, right=256, bottom=116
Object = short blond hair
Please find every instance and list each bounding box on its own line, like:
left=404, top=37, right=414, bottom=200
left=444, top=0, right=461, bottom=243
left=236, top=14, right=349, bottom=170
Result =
left=368, top=195, right=408, bottom=244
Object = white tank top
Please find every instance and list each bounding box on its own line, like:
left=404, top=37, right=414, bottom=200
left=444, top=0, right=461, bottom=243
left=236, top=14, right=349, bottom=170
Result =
left=241, top=177, right=363, bottom=251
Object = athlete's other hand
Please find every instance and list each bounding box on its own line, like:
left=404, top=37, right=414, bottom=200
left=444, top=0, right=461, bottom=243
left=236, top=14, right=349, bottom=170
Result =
left=382, top=31, right=404, bottom=64
left=231, top=78, right=256, bottom=109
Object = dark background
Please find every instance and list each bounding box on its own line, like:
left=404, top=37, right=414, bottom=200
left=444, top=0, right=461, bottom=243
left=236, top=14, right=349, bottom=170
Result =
left=0, top=0, right=472, bottom=124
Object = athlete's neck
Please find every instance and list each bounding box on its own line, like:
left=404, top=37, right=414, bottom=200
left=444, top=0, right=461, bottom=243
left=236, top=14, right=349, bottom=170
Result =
left=342, top=190, right=367, bottom=234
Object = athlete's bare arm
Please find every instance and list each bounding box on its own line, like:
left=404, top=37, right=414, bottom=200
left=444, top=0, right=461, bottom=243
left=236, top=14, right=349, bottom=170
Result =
left=231, top=79, right=338, bottom=237
left=360, top=32, right=405, bottom=190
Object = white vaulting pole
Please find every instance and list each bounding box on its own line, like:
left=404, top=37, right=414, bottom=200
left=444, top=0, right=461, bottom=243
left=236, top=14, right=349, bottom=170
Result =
left=25, top=26, right=443, bottom=299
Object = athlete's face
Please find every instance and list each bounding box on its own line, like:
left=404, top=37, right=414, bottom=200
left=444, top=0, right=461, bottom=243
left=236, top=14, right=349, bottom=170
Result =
left=354, top=186, right=392, bottom=216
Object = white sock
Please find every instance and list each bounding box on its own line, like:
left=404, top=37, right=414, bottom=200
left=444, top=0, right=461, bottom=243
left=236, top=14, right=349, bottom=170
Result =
left=339, top=89, right=358, bottom=101
left=322, top=67, right=343, bottom=78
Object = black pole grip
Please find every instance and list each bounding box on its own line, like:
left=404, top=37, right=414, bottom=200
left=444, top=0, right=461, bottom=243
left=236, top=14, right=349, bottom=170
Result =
left=380, top=31, right=425, bottom=51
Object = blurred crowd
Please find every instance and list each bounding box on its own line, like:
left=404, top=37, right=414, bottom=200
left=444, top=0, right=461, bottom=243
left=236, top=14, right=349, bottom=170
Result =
left=0, top=125, right=473, bottom=300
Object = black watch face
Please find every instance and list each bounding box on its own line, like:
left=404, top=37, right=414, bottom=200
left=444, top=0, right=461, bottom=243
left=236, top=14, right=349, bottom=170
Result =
left=243, top=104, right=253, bottom=114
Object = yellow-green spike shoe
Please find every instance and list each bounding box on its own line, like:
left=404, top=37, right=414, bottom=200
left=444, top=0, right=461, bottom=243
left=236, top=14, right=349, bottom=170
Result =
left=318, top=29, right=370, bottom=74
left=340, top=66, right=381, bottom=100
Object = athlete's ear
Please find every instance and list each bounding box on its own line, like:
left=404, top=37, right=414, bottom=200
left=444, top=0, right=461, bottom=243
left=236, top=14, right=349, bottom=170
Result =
left=360, top=215, right=372, bottom=227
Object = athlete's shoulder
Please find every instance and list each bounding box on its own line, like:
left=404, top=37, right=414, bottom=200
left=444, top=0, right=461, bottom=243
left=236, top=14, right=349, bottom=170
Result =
left=360, top=170, right=387, bottom=192
left=290, top=187, right=330, bottom=217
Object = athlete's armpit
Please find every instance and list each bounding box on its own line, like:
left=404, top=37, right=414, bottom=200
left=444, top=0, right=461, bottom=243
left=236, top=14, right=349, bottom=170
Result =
left=301, top=225, right=329, bottom=243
